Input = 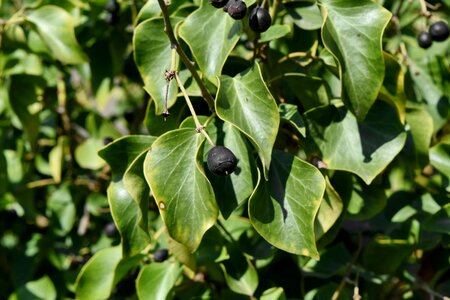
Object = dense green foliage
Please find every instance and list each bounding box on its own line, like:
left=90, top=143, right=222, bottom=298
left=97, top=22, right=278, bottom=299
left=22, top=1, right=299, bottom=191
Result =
left=1, top=0, right=449, bottom=299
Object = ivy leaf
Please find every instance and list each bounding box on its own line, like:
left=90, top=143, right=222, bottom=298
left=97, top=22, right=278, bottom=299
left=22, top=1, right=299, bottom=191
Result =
left=179, top=0, right=241, bottom=79
left=99, top=135, right=156, bottom=256
left=279, top=103, right=306, bottom=138
left=26, top=5, right=87, bottom=64
left=136, top=262, right=182, bottom=300
left=133, top=18, right=181, bottom=115
left=181, top=118, right=256, bottom=219
left=314, top=177, right=343, bottom=240
left=407, top=62, right=449, bottom=134
left=123, top=151, right=150, bottom=233
left=305, top=101, right=406, bottom=185
left=107, top=181, right=151, bottom=257
left=319, top=0, right=391, bottom=119
left=249, top=150, right=325, bottom=259
left=75, top=246, right=122, bottom=300
left=144, top=129, right=217, bottom=251
left=220, top=245, right=259, bottom=296
left=216, top=65, right=280, bottom=179
left=430, top=140, right=450, bottom=179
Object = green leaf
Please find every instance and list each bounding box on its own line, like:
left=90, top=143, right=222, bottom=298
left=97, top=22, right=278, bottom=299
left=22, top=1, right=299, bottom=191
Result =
left=430, top=140, right=450, bottom=179
left=220, top=245, right=259, bottom=296
left=249, top=150, right=325, bottom=259
left=75, top=138, right=105, bottom=170
left=408, top=62, right=449, bottom=134
left=75, top=246, right=122, bottom=300
left=260, top=25, right=291, bottom=43
left=47, top=185, right=76, bottom=235
left=260, top=287, right=286, bottom=300
left=216, top=65, right=280, bottom=178
left=279, top=103, right=306, bottom=138
left=133, top=18, right=181, bottom=115
left=405, top=106, right=433, bottom=167
left=181, top=118, right=256, bottom=219
left=179, top=0, right=241, bottom=79
left=26, top=5, right=87, bottom=64
left=287, top=3, right=322, bottom=30
left=305, top=101, right=407, bottom=184
left=107, top=181, right=151, bottom=257
left=123, top=151, right=150, bottom=232
left=314, top=177, right=343, bottom=240
left=144, top=129, right=217, bottom=251
left=301, top=243, right=351, bottom=278
left=363, top=237, right=413, bottom=274
left=319, top=0, right=391, bottom=119
left=136, top=262, right=182, bottom=300
left=346, top=178, right=387, bottom=220
left=423, top=203, right=450, bottom=234
left=13, top=276, right=56, bottom=300
left=98, top=135, right=156, bottom=179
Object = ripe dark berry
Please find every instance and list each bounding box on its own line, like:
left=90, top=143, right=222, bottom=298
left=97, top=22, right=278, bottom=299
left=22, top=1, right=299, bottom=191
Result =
left=103, top=137, right=114, bottom=145
left=153, top=249, right=169, bottom=262
left=418, top=31, right=432, bottom=49
left=249, top=6, right=272, bottom=33
left=227, top=0, right=247, bottom=20
left=210, top=0, right=229, bottom=8
left=429, top=21, right=450, bottom=42
left=104, top=222, right=118, bottom=237
left=207, top=146, right=238, bottom=176
left=105, top=0, right=120, bottom=14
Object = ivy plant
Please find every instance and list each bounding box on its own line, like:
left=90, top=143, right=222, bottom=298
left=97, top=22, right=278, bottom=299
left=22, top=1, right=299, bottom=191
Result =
left=0, top=0, right=449, bottom=299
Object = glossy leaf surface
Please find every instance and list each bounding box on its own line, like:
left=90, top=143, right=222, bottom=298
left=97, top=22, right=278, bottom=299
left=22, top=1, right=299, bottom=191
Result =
left=249, top=150, right=325, bottom=259
left=144, top=129, right=217, bottom=251
left=216, top=65, right=280, bottom=178
left=319, top=0, right=391, bottom=119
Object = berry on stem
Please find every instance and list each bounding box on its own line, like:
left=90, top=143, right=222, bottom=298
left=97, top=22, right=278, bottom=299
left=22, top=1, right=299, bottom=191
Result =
left=418, top=31, right=432, bottom=49
left=249, top=5, right=272, bottom=33
left=207, top=146, right=238, bottom=176
left=227, top=0, right=247, bottom=20
left=153, top=249, right=169, bottom=262
left=429, top=21, right=450, bottom=42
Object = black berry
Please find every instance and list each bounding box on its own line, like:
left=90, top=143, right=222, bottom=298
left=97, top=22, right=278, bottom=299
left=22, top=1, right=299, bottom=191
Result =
left=207, top=146, right=238, bottom=176
left=104, top=222, right=118, bottom=237
left=210, top=0, right=229, bottom=8
left=429, top=21, right=450, bottom=42
left=227, top=0, right=247, bottom=20
left=153, top=249, right=169, bottom=262
left=249, top=6, right=272, bottom=33
left=105, top=0, right=120, bottom=14
left=418, top=31, right=432, bottom=49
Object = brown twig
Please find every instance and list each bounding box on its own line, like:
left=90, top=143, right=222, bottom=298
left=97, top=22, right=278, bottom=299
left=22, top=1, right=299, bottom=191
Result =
left=156, top=0, right=215, bottom=111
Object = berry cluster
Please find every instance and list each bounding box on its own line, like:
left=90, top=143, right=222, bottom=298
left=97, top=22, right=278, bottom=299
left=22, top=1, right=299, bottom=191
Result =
left=210, top=0, right=272, bottom=33
left=417, top=21, right=449, bottom=49
left=105, top=0, right=120, bottom=25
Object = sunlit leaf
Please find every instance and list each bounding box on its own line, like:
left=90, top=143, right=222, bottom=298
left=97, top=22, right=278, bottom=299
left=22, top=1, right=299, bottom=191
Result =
left=27, top=5, right=87, bottom=64
left=216, top=64, right=280, bottom=178
left=249, top=150, right=325, bottom=259
left=319, top=0, right=391, bottom=119
left=144, top=129, right=217, bottom=251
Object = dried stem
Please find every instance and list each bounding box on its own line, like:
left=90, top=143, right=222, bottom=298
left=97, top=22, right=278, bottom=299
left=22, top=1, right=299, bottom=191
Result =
left=175, top=72, right=215, bottom=146
left=156, top=0, right=215, bottom=111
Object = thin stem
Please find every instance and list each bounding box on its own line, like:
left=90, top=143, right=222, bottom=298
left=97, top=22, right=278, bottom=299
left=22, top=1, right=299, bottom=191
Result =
left=175, top=72, right=215, bottom=146
left=156, top=0, right=215, bottom=111
left=419, top=0, right=431, bottom=18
